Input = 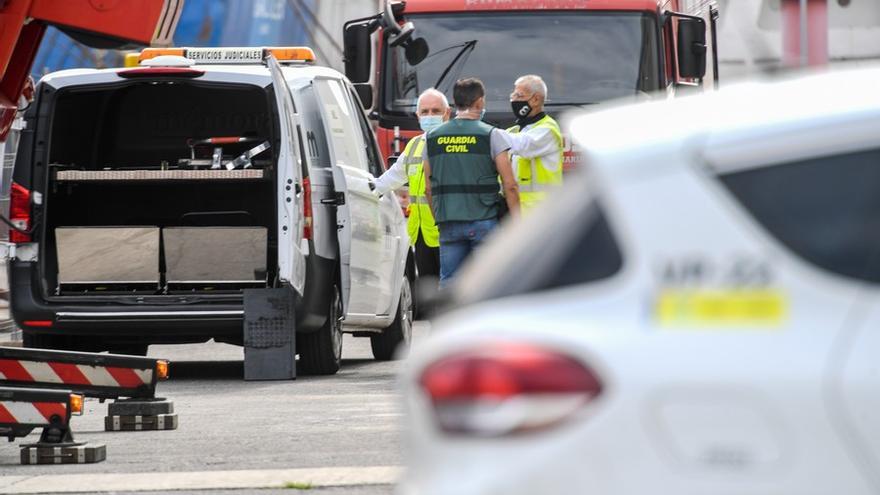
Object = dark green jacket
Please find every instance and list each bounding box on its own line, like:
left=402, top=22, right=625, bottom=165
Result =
left=426, top=119, right=499, bottom=223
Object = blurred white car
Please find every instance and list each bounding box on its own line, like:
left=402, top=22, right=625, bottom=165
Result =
left=398, top=69, right=880, bottom=495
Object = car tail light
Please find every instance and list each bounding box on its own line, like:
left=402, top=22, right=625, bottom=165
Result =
left=9, top=182, right=31, bottom=243
left=302, top=177, right=313, bottom=240
left=419, top=343, right=602, bottom=437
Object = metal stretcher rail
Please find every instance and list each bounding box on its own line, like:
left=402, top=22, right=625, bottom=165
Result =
left=53, top=169, right=265, bottom=181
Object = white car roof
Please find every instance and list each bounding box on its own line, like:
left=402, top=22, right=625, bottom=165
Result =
left=567, top=67, right=880, bottom=177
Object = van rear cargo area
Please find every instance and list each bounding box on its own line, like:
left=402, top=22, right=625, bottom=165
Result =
left=40, top=79, right=277, bottom=296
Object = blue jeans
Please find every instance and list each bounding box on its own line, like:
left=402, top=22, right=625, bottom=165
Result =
left=438, top=219, right=498, bottom=287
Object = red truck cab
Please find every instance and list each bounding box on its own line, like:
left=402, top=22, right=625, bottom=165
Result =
left=344, top=0, right=719, bottom=166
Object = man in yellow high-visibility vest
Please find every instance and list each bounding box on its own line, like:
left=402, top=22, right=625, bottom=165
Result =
left=503, top=74, right=564, bottom=212
left=374, top=88, right=450, bottom=282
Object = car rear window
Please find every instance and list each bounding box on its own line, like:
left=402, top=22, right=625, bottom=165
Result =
left=719, top=147, right=880, bottom=283
left=529, top=204, right=622, bottom=292
left=455, top=189, right=623, bottom=304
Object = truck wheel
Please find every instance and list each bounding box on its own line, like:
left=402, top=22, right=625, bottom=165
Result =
left=371, top=275, right=413, bottom=361
left=298, top=283, right=343, bottom=375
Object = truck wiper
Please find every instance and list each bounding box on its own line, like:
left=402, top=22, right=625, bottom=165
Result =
left=433, top=40, right=477, bottom=91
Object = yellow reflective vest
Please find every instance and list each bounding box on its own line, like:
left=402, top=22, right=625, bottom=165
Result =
left=507, top=114, right=564, bottom=211
left=402, top=135, right=439, bottom=247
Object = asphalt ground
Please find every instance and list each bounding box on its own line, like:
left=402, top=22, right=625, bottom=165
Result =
left=0, top=323, right=431, bottom=494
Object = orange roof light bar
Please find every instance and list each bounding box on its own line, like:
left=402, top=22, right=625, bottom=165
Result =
left=264, top=47, right=316, bottom=63
left=138, top=48, right=185, bottom=63
left=138, top=47, right=316, bottom=65
left=124, top=53, right=141, bottom=67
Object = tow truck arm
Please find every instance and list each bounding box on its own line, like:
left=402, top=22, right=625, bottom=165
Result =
left=0, top=0, right=183, bottom=140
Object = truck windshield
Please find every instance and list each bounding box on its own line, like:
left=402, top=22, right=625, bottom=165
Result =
left=383, top=12, right=660, bottom=116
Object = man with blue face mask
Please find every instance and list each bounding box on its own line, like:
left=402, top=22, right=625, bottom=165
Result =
left=423, top=78, right=520, bottom=287
left=374, top=88, right=450, bottom=286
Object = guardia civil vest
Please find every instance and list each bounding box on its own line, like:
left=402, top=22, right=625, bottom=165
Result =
left=507, top=114, right=564, bottom=211
left=401, top=135, right=439, bottom=247
left=426, top=119, right=500, bottom=223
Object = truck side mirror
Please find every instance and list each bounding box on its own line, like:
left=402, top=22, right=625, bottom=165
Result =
left=676, top=17, right=707, bottom=79
left=344, top=22, right=372, bottom=83
left=405, top=37, right=429, bottom=66
left=354, top=83, right=373, bottom=110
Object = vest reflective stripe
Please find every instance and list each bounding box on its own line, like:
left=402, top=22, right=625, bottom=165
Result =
left=508, top=115, right=564, bottom=210
left=403, top=135, right=439, bottom=248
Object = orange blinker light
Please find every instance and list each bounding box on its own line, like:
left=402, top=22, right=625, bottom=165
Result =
left=156, top=360, right=170, bottom=381
left=69, top=394, right=84, bottom=415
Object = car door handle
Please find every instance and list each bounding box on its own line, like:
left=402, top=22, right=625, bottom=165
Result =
left=367, top=180, right=383, bottom=198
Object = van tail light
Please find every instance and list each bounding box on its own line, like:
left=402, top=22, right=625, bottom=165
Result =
left=302, top=177, right=313, bottom=240
left=419, top=343, right=602, bottom=437
left=9, top=182, right=31, bottom=243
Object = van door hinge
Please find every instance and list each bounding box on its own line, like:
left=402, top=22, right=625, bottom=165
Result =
left=320, top=192, right=345, bottom=206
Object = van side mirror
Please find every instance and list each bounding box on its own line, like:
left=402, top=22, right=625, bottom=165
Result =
left=676, top=17, right=707, bottom=79
left=354, top=83, right=373, bottom=110
left=344, top=21, right=373, bottom=83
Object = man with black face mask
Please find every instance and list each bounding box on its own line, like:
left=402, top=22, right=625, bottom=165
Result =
left=503, top=74, right=564, bottom=212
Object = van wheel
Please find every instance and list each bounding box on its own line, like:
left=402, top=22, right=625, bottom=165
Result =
left=298, top=283, right=343, bottom=375
left=371, top=275, right=413, bottom=361
left=406, top=252, right=422, bottom=320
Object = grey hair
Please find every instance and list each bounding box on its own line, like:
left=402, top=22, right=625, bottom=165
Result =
left=416, top=88, right=449, bottom=109
left=515, top=75, right=548, bottom=99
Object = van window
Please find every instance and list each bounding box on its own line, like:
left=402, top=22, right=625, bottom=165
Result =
left=295, top=85, right=332, bottom=169
left=719, top=148, right=880, bottom=283
left=314, top=79, right=370, bottom=174
left=349, top=88, right=384, bottom=177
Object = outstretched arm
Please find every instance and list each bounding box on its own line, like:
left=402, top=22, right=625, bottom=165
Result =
left=373, top=152, right=409, bottom=195
left=502, top=127, right=558, bottom=159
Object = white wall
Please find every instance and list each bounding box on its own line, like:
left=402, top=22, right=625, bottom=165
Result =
left=717, top=0, right=880, bottom=80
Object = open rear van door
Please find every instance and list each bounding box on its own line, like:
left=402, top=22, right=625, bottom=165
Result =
left=267, top=55, right=306, bottom=294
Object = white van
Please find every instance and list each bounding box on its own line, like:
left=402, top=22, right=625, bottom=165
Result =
left=8, top=47, right=413, bottom=374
